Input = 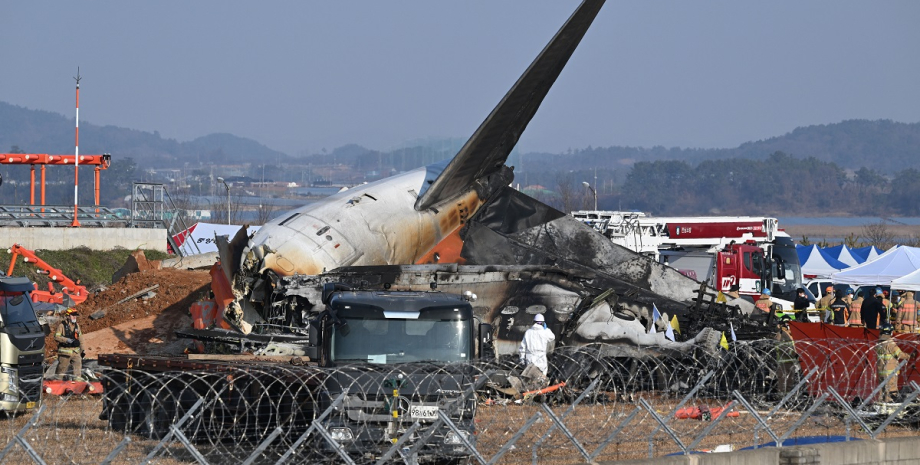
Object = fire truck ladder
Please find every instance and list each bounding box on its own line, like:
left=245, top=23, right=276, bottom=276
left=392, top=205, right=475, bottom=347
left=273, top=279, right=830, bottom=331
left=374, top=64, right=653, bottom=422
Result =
left=130, top=183, right=201, bottom=257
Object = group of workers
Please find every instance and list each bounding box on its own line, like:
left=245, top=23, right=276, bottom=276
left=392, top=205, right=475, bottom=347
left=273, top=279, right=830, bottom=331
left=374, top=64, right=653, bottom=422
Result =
left=761, top=286, right=917, bottom=403
left=760, top=285, right=918, bottom=331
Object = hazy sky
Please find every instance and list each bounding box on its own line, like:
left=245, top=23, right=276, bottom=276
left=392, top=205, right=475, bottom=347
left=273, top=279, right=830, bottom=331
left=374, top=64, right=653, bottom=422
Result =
left=3, top=1, right=919, bottom=155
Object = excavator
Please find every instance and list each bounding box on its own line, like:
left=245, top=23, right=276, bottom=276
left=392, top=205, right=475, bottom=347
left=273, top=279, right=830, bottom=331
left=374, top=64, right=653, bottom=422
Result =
left=6, top=244, right=89, bottom=307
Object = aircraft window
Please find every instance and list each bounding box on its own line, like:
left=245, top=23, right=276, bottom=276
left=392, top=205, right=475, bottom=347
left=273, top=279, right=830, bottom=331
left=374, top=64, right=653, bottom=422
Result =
left=525, top=305, right=547, bottom=315
left=316, top=226, right=330, bottom=236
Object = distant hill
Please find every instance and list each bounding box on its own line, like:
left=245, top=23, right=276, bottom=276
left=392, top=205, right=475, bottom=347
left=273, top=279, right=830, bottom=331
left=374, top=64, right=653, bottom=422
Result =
left=0, top=102, right=288, bottom=167
left=512, top=119, right=920, bottom=174
left=3, top=100, right=918, bottom=174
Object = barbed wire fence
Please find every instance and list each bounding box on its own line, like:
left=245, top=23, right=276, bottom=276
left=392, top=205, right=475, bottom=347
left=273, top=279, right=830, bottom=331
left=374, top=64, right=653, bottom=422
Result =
left=3, top=339, right=920, bottom=464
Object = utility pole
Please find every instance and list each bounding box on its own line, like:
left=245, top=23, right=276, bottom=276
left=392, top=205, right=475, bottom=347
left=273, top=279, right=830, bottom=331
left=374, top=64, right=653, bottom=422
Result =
left=217, top=177, right=230, bottom=225
left=582, top=181, right=597, bottom=211
left=71, top=68, right=81, bottom=227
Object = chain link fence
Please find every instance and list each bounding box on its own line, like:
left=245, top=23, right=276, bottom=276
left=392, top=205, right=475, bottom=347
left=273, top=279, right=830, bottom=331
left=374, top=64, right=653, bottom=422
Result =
left=4, top=339, right=920, bottom=464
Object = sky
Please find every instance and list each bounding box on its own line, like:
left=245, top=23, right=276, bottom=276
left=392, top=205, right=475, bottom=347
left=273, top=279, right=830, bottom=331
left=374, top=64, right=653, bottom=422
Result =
left=3, top=1, right=919, bottom=156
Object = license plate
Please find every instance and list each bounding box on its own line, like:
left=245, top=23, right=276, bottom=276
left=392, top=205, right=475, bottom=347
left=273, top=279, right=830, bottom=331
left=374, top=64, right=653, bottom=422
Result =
left=26, top=402, right=35, bottom=409
left=409, top=405, right=439, bottom=420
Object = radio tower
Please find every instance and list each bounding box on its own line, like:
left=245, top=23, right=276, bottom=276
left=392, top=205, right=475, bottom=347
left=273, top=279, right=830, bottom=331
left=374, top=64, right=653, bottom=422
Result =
left=71, top=68, right=81, bottom=227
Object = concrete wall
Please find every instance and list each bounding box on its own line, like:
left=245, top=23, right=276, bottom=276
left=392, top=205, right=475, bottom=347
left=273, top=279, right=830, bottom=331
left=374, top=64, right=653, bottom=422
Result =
left=602, top=437, right=920, bottom=465
left=0, top=228, right=167, bottom=252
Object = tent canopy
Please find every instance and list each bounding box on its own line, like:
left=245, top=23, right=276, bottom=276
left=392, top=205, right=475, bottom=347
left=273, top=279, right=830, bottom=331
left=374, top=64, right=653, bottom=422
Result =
left=798, top=245, right=849, bottom=278
left=831, top=246, right=920, bottom=285
left=851, top=245, right=883, bottom=263
left=891, top=267, right=920, bottom=292
left=824, top=245, right=861, bottom=267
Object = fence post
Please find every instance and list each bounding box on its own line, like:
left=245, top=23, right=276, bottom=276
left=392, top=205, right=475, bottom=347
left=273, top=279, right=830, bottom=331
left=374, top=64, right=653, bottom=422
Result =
left=99, top=436, right=132, bottom=465
left=532, top=377, right=599, bottom=464
left=139, top=397, right=205, bottom=465
left=640, top=397, right=687, bottom=456
left=274, top=390, right=349, bottom=465
left=0, top=405, right=47, bottom=465
left=646, top=370, right=715, bottom=458
left=589, top=406, right=642, bottom=461
left=488, top=412, right=543, bottom=465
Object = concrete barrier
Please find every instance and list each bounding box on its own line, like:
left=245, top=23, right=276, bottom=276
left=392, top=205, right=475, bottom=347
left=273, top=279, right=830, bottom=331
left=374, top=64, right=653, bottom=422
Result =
left=0, top=227, right=167, bottom=252
left=162, top=252, right=218, bottom=270
left=601, top=436, right=920, bottom=465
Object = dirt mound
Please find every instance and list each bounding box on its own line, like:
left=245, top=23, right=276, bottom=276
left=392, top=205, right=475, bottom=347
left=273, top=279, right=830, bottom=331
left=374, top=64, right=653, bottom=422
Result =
left=46, top=268, right=211, bottom=357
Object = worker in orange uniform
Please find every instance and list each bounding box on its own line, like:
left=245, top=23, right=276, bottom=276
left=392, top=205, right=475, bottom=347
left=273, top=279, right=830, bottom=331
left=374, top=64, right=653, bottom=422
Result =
left=895, top=290, right=917, bottom=333
left=847, top=290, right=864, bottom=327
left=817, top=286, right=835, bottom=323
left=755, top=289, right=773, bottom=313
left=875, top=324, right=911, bottom=402
left=54, top=308, right=85, bottom=381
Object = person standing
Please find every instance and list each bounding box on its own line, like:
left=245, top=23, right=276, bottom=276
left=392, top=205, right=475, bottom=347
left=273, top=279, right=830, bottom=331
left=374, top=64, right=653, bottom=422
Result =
left=519, top=314, right=556, bottom=378
left=792, top=288, right=811, bottom=322
left=54, top=308, right=85, bottom=381
left=875, top=324, right=910, bottom=402
left=862, top=288, right=885, bottom=330
left=775, top=316, right=798, bottom=393
left=882, top=290, right=895, bottom=326
left=847, top=290, right=864, bottom=327
left=817, top=286, right=835, bottom=323
left=829, top=290, right=850, bottom=325
left=895, top=290, right=917, bottom=333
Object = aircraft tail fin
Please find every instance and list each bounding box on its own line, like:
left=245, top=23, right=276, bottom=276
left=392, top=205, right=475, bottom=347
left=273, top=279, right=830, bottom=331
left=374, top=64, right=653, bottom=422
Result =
left=414, top=0, right=605, bottom=211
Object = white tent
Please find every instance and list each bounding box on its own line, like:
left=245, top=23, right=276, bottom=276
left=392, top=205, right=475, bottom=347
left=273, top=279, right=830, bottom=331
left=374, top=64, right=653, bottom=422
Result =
left=831, top=246, right=920, bottom=285
left=891, top=268, right=920, bottom=291
left=825, top=245, right=861, bottom=267
left=800, top=245, right=849, bottom=278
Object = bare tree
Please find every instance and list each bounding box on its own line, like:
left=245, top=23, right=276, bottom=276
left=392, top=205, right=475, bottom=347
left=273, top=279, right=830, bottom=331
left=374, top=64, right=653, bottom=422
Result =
left=210, top=193, right=245, bottom=225
left=862, top=221, right=896, bottom=250
left=556, top=175, right=577, bottom=214
left=256, top=200, right=277, bottom=225
left=843, top=232, right=862, bottom=249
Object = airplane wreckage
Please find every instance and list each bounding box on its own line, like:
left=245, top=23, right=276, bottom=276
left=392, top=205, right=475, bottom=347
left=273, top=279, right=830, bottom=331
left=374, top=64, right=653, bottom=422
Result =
left=189, top=0, right=777, bottom=364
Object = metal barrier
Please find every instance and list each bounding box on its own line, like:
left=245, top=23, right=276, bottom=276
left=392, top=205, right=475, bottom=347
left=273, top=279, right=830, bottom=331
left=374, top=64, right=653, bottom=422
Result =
left=0, top=205, right=124, bottom=227
left=4, top=339, right=920, bottom=464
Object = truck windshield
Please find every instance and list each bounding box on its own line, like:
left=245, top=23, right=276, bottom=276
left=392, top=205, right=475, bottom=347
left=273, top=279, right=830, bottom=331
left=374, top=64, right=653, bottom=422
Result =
left=0, top=293, right=39, bottom=327
left=331, top=317, right=471, bottom=364
left=772, top=240, right=803, bottom=296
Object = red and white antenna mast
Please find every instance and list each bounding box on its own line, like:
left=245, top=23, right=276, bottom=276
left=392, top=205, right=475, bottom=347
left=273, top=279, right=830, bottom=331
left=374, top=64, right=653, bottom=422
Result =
left=71, top=67, right=81, bottom=227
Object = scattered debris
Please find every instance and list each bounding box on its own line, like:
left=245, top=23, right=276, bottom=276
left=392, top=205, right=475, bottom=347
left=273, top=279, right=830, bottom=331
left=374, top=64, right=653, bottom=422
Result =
left=116, top=284, right=159, bottom=304
left=44, top=269, right=210, bottom=358
left=111, top=250, right=161, bottom=284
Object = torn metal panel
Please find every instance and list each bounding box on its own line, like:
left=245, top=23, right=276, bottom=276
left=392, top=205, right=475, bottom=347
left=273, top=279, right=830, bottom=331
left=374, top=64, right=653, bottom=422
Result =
left=460, top=186, right=753, bottom=313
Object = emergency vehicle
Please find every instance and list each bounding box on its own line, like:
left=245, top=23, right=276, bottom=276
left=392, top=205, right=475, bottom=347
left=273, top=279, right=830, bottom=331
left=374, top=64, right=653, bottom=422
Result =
left=571, top=211, right=806, bottom=308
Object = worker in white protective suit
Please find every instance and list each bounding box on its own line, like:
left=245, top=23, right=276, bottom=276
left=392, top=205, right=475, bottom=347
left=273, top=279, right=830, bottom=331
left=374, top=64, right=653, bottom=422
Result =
left=519, top=313, right=556, bottom=377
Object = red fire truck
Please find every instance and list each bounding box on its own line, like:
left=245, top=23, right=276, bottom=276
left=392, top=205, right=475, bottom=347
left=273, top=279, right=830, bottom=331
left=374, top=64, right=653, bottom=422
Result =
left=571, top=211, right=806, bottom=308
